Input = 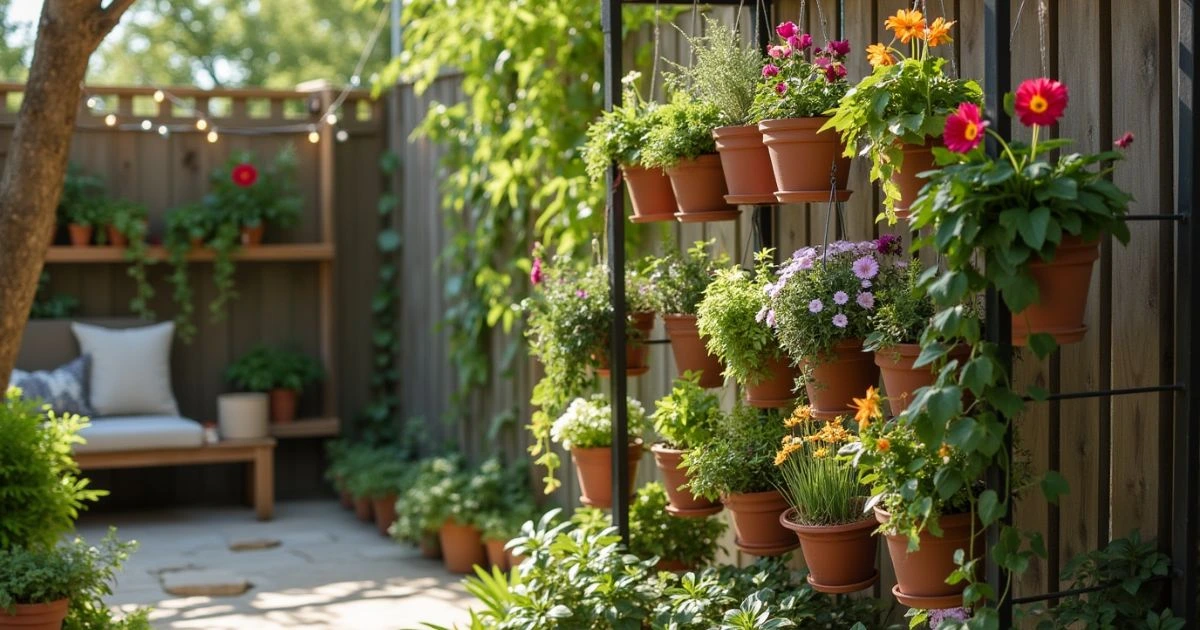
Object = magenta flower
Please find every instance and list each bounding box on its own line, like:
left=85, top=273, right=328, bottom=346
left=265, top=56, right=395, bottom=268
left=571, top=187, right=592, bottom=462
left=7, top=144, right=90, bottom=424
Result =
left=856, top=292, right=875, bottom=309
left=826, top=39, right=851, bottom=57
left=530, top=258, right=543, bottom=285
left=775, top=82, right=788, bottom=96
left=808, top=299, right=824, bottom=314
left=832, top=313, right=849, bottom=328
left=767, top=45, right=791, bottom=59
left=876, top=233, right=901, bottom=255
left=814, top=56, right=831, bottom=68
left=787, top=33, right=813, bottom=50
left=943, top=102, right=989, bottom=153
left=852, top=255, right=879, bottom=280
left=762, top=63, right=780, bottom=78
left=1115, top=131, right=1135, bottom=148
left=833, top=291, right=849, bottom=305
left=575, top=289, right=588, bottom=298
left=823, top=63, right=847, bottom=83
left=776, top=21, right=798, bottom=39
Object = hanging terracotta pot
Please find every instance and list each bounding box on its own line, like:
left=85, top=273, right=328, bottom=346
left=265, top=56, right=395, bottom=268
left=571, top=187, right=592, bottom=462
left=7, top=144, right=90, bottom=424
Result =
left=571, top=440, right=642, bottom=508
left=67, top=223, right=93, bottom=247
left=439, top=518, right=487, bottom=574
left=891, top=140, right=937, bottom=218
left=106, top=226, right=129, bottom=248
left=0, top=598, right=70, bottom=630
left=595, top=312, right=654, bottom=377
left=651, top=443, right=721, bottom=517
left=666, top=154, right=740, bottom=222
left=654, top=558, right=692, bottom=573
left=713, top=124, right=778, bottom=204
left=722, top=489, right=798, bottom=556
left=875, top=343, right=971, bottom=416
left=1012, top=236, right=1100, bottom=346
left=662, top=314, right=725, bottom=388
left=484, top=539, right=509, bottom=570
left=780, top=508, right=878, bottom=593
left=622, top=165, right=678, bottom=223
left=372, top=493, right=398, bottom=536
left=804, top=339, right=879, bottom=420
left=759, top=117, right=852, bottom=203
left=268, top=388, right=299, bottom=424
left=744, top=355, right=799, bottom=408
left=419, top=533, right=441, bottom=559
left=876, top=507, right=983, bottom=610
left=354, top=496, right=374, bottom=523
left=240, top=224, right=264, bottom=246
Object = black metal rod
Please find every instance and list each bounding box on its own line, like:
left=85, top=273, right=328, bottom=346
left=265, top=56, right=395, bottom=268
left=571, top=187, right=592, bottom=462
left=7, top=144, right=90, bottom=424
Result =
left=1012, top=575, right=1172, bottom=605
left=1022, top=384, right=1184, bottom=402
left=1125, top=213, right=1188, bottom=221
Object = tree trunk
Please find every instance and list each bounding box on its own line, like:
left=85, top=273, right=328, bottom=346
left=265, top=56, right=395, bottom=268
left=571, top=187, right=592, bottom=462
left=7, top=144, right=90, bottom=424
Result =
left=0, top=0, right=136, bottom=385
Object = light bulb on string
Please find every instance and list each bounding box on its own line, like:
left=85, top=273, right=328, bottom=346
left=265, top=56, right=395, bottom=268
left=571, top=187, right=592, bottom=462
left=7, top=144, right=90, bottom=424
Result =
left=153, top=89, right=165, bottom=103
left=195, top=119, right=208, bottom=131
left=325, top=113, right=338, bottom=126
left=86, top=97, right=98, bottom=109
left=307, top=125, right=320, bottom=144
left=104, top=114, right=117, bottom=127
left=140, top=120, right=152, bottom=131
left=158, top=125, right=169, bottom=137
left=336, top=129, right=349, bottom=143
left=206, top=129, right=219, bottom=143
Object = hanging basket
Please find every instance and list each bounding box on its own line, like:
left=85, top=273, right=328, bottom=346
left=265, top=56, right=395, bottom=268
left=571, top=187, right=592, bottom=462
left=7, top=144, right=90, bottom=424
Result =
left=723, top=489, right=798, bottom=556
left=651, top=443, right=722, bottom=517
left=759, top=117, right=852, bottom=203
left=595, top=312, right=655, bottom=377
left=876, top=507, right=983, bottom=610
left=662, top=314, right=725, bottom=388
left=713, top=124, right=778, bottom=205
left=804, top=339, right=880, bottom=420
left=891, top=140, right=937, bottom=218
left=666, top=154, right=740, bottom=222
left=780, top=509, right=878, bottom=594
left=743, top=355, right=799, bottom=408
left=875, top=343, right=971, bottom=417
left=1011, top=236, right=1100, bottom=346
left=571, top=440, right=643, bottom=508
left=622, top=165, right=678, bottom=223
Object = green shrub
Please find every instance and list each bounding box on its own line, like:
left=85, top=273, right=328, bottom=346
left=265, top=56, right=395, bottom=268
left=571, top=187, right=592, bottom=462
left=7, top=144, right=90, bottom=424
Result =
left=683, top=403, right=789, bottom=499
left=646, top=239, right=729, bottom=316
left=696, top=250, right=783, bottom=386
left=225, top=345, right=324, bottom=393
left=665, top=18, right=763, bottom=126
left=582, top=72, right=662, bottom=179
left=390, top=456, right=465, bottom=543
left=208, top=147, right=302, bottom=230
left=641, top=97, right=722, bottom=169
left=651, top=373, right=722, bottom=450
left=57, top=164, right=105, bottom=227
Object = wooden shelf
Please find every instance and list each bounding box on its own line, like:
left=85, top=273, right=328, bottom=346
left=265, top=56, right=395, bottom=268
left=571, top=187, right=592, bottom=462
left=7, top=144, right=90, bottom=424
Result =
left=269, top=417, right=340, bottom=439
left=44, top=243, right=335, bottom=264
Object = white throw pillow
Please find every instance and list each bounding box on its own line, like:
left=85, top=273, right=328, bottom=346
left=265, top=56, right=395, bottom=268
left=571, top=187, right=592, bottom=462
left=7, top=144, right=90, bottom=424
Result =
left=71, top=321, right=180, bottom=416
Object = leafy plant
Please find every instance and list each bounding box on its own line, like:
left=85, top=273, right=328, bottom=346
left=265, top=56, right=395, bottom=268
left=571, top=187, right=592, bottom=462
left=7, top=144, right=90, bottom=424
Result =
left=94, top=200, right=155, bottom=320
left=583, top=72, right=662, bottom=179
left=550, top=394, right=646, bottom=450
left=28, top=272, right=79, bottom=320
left=666, top=18, right=763, bottom=126
left=207, top=147, right=302, bottom=230
left=864, top=261, right=937, bottom=352
left=57, top=164, right=105, bottom=227
left=683, top=403, right=789, bottom=499
left=641, top=96, right=722, bottom=169
left=390, top=456, right=465, bottom=544
left=651, top=373, right=722, bottom=450
left=775, top=409, right=864, bottom=526
left=225, top=344, right=324, bottom=393
left=696, top=250, right=782, bottom=386
left=748, top=23, right=851, bottom=122
left=629, top=482, right=724, bottom=568
left=646, top=239, right=729, bottom=316
left=343, top=447, right=412, bottom=500
left=162, top=202, right=217, bottom=342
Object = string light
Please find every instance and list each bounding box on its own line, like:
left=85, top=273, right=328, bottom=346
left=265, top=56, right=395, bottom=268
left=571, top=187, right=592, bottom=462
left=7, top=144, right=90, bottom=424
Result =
left=195, top=119, right=208, bottom=131
left=140, top=120, right=152, bottom=131
left=86, top=97, right=98, bottom=109
left=307, top=126, right=320, bottom=144
left=206, top=129, right=219, bottom=143
left=152, top=89, right=165, bottom=103
left=325, top=113, right=338, bottom=125
left=157, top=125, right=169, bottom=137
left=104, top=114, right=116, bottom=127
left=336, top=129, right=349, bottom=142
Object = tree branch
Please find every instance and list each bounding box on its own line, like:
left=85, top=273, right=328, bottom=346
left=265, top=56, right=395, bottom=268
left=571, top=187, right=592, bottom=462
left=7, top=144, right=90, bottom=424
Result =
left=94, top=0, right=138, bottom=38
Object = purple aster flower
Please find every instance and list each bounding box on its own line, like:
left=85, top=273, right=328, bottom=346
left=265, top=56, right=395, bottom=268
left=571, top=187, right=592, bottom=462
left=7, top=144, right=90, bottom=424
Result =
left=832, top=313, right=848, bottom=328
left=797, top=256, right=814, bottom=270
left=756, top=306, right=768, bottom=323
left=852, top=255, right=880, bottom=280
left=765, top=309, right=776, bottom=328
left=833, top=291, right=849, bottom=305
left=808, top=299, right=823, bottom=313
left=895, top=260, right=909, bottom=269
left=929, top=608, right=970, bottom=626
left=861, top=279, right=872, bottom=288
left=856, top=291, right=875, bottom=309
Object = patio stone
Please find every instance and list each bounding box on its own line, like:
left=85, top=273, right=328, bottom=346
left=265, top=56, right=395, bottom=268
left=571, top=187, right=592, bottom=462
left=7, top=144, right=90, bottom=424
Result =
left=161, top=569, right=253, bottom=597
left=228, top=537, right=281, bottom=551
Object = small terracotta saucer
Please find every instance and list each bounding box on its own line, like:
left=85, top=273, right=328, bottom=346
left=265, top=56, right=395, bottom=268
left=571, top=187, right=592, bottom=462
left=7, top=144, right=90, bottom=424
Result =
left=734, top=538, right=800, bottom=557
left=629, top=213, right=677, bottom=224
left=807, top=571, right=879, bottom=595
left=675, top=209, right=742, bottom=223
left=665, top=503, right=723, bottom=518
left=724, top=193, right=781, bottom=205
left=774, top=189, right=853, bottom=203
left=891, top=584, right=964, bottom=610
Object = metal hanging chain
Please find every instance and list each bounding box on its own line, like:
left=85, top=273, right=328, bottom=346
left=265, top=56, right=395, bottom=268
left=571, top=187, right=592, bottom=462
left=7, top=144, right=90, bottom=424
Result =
left=650, top=0, right=662, bottom=98
left=812, top=0, right=830, bottom=43
left=819, top=161, right=848, bottom=273
left=743, top=207, right=764, bottom=269
left=1037, top=0, right=1049, bottom=76
left=936, top=0, right=960, bottom=78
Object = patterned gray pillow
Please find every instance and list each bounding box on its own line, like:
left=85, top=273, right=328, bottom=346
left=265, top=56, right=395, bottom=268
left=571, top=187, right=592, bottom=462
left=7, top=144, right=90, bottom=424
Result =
left=8, top=355, right=94, bottom=417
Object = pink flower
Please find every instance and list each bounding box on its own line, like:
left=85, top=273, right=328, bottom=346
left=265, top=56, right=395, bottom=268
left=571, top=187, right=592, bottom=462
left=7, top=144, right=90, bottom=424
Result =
left=856, top=292, right=875, bottom=309
left=788, top=33, right=813, bottom=50
left=1115, top=131, right=1135, bottom=148
left=833, top=291, right=849, bottom=305
left=530, top=258, right=543, bottom=285
left=814, top=56, right=831, bottom=68
left=808, top=299, right=824, bottom=313
left=762, top=63, right=780, bottom=78
left=776, top=21, right=798, bottom=39
left=575, top=289, right=587, bottom=298
left=852, top=255, right=879, bottom=280
left=832, top=313, right=849, bottom=328
left=824, top=63, right=847, bottom=82
left=775, top=82, right=789, bottom=96
left=826, top=39, right=851, bottom=57
left=767, top=45, right=792, bottom=59
left=943, top=102, right=989, bottom=153
left=1014, top=77, right=1069, bottom=127
left=876, top=233, right=901, bottom=255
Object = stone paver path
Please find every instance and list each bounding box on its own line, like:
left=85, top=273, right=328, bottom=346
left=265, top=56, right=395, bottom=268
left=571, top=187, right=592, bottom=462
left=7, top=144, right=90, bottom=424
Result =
left=76, top=501, right=475, bottom=629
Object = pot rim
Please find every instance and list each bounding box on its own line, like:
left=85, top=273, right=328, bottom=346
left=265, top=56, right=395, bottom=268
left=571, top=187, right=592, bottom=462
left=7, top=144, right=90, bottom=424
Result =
left=571, top=438, right=645, bottom=455
left=873, top=505, right=976, bottom=529
left=666, top=153, right=723, bottom=171
left=757, top=116, right=833, bottom=131
left=876, top=342, right=971, bottom=359
left=780, top=507, right=877, bottom=533
left=650, top=442, right=686, bottom=455
left=722, top=488, right=787, bottom=506
left=713, top=123, right=763, bottom=136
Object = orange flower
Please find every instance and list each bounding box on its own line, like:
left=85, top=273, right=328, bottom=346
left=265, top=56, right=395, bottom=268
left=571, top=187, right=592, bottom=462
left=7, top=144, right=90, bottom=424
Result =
left=938, top=443, right=952, bottom=459
left=876, top=438, right=891, bottom=452
left=885, top=9, right=926, bottom=44
left=866, top=43, right=895, bottom=67
left=784, top=405, right=814, bottom=429
left=774, top=437, right=804, bottom=465
left=922, top=17, right=955, bottom=47
left=853, top=386, right=883, bottom=429
left=814, top=447, right=829, bottom=458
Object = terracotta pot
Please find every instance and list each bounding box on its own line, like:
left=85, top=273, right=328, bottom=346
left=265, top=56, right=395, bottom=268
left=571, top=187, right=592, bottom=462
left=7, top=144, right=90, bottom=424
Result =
left=190, top=236, right=206, bottom=249
left=622, top=165, right=677, bottom=222
left=892, top=140, right=937, bottom=217
left=781, top=508, right=878, bottom=593
left=713, top=124, right=777, bottom=203
left=354, top=496, right=374, bottom=522
left=372, top=493, right=398, bottom=536
left=666, top=154, right=734, bottom=216
left=662, top=314, right=724, bottom=388
left=759, top=117, right=852, bottom=200
left=1012, top=236, right=1100, bottom=346
left=651, top=444, right=721, bottom=516
left=804, top=339, right=879, bottom=420
left=484, top=538, right=509, bottom=570
left=875, top=344, right=971, bottom=416
left=722, top=489, right=798, bottom=555
left=595, top=312, right=654, bottom=377
left=106, top=225, right=128, bottom=248
left=439, top=518, right=487, bottom=574
left=0, top=598, right=70, bottom=630
left=654, top=558, right=692, bottom=573
left=876, top=507, right=983, bottom=609
left=240, top=224, right=264, bottom=246
left=268, top=388, right=299, bottom=424
left=338, top=487, right=353, bottom=510
left=571, top=440, right=642, bottom=508
left=420, top=533, right=441, bottom=559
left=67, top=223, right=92, bottom=247
left=743, top=355, right=799, bottom=408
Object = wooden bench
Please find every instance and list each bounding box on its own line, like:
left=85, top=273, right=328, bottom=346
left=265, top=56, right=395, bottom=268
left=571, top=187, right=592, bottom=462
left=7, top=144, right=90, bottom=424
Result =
left=73, top=437, right=277, bottom=521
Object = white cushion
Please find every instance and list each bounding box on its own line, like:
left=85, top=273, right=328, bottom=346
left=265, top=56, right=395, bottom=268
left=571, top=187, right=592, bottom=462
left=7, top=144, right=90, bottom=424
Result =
left=75, top=416, right=203, bottom=454
left=71, top=321, right=179, bottom=417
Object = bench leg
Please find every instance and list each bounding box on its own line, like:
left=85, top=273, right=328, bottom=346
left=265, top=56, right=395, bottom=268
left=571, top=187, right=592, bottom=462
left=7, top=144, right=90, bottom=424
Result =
left=253, top=446, right=275, bottom=521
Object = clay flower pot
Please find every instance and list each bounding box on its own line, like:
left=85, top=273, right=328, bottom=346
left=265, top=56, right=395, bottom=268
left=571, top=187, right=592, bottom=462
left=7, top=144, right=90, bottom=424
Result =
left=781, top=508, right=878, bottom=593
left=338, top=487, right=353, bottom=510
left=240, top=224, right=264, bottom=246
left=651, top=443, right=721, bottom=517
left=875, top=343, right=971, bottom=416
left=106, top=226, right=129, bottom=248
left=571, top=440, right=642, bottom=508
left=666, top=154, right=738, bottom=221
left=622, top=165, right=677, bottom=223
left=759, top=117, right=852, bottom=203
left=743, top=355, right=799, bottom=409
left=439, top=518, right=487, bottom=574
left=484, top=538, right=509, bottom=570
left=654, top=558, right=692, bottom=573
left=372, top=493, right=398, bottom=536
left=67, top=223, right=93, bottom=247
left=1012, top=235, right=1100, bottom=345
left=876, top=507, right=983, bottom=609
left=419, top=533, right=441, bottom=559
left=354, top=496, right=374, bottom=522
left=662, top=314, right=724, bottom=388
left=595, top=312, right=655, bottom=377
left=0, top=598, right=70, bottom=630
left=713, top=124, right=777, bottom=204
left=804, top=339, right=880, bottom=420
left=722, top=489, right=798, bottom=556
left=268, top=388, right=299, bottom=424
left=891, top=140, right=937, bottom=218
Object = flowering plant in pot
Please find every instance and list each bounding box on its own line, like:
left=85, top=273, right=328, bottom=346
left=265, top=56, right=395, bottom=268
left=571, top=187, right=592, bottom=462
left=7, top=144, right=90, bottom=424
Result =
left=775, top=406, right=876, bottom=594
left=390, top=456, right=464, bottom=559
left=583, top=72, right=675, bottom=223
left=696, top=250, right=796, bottom=407
left=225, top=344, right=325, bottom=424
left=647, top=239, right=730, bottom=386
left=650, top=373, right=723, bottom=516
left=641, top=96, right=734, bottom=220
left=823, top=8, right=982, bottom=222
left=751, top=23, right=853, bottom=201
left=550, top=394, right=646, bottom=508
left=911, top=78, right=1133, bottom=348
left=345, top=452, right=411, bottom=536
left=769, top=237, right=901, bottom=419
left=208, top=147, right=302, bottom=246
left=683, top=403, right=795, bottom=555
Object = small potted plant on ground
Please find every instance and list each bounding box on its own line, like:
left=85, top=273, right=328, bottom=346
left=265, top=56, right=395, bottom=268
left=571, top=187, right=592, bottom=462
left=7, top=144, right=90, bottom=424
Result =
left=355, top=455, right=412, bottom=537
left=551, top=394, right=645, bottom=508
left=390, top=456, right=464, bottom=560
left=225, top=345, right=325, bottom=424
left=651, top=373, right=723, bottom=516
left=648, top=240, right=730, bottom=387
left=775, top=406, right=877, bottom=594
left=683, top=403, right=796, bottom=556
left=479, top=501, right=538, bottom=571
left=323, top=439, right=356, bottom=510
left=208, top=147, right=302, bottom=246
left=471, top=458, right=535, bottom=571
left=824, top=9, right=981, bottom=222
left=642, top=96, right=735, bottom=221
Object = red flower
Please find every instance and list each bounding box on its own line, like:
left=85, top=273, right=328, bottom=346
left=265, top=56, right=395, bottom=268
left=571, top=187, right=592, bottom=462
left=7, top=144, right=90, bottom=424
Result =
left=231, top=163, right=258, bottom=187
left=1114, top=132, right=1135, bottom=148
left=943, top=102, right=989, bottom=153
left=1013, top=78, right=1068, bottom=127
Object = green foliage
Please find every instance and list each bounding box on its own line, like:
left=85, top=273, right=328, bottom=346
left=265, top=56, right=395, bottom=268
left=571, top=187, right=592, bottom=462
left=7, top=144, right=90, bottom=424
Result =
left=96, top=200, right=156, bottom=320
left=776, top=416, right=864, bottom=526
left=341, top=445, right=413, bottom=500
left=627, top=482, right=724, bottom=568
left=651, top=373, right=722, bottom=450
left=666, top=18, right=763, bottom=126
left=390, top=456, right=465, bottom=543
left=641, top=97, right=722, bottom=169
left=162, top=202, right=216, bottom=342
left=583, top=73, right=662, bottom=179
left=29, top=272, right=80, bottom=320
left=864, top=262, right=937, bottom=351
left=550, top=395, right=646, bottom=450
left=57, top=164, right=105, bottom=227
left=0, top=390, right=104, bottom=551
left=683, top=404, right=789, bottom=499
left=225, top=344, right=324, bottom=393
left=696, top=250, right=781, bottom=386
left=645, top=239, right=729, bottom=315
left=208, top=147, right=302, bottom=230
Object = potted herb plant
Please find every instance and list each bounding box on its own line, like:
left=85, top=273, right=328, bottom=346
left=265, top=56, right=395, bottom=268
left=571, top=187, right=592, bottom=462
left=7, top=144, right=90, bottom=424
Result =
left=648, top=240, right=730, bottom=387
left=391, top=456, right=464, bottom=559
left=775, top=406, right=877, bottom=594
left=584, top=72, right=676, bottom=223
left=912, top=79, right=1133, bottom=346
left=208, top=147, right=302, bottom=246
left=57, top=165, right=105, bottom=247
left=596, top=266, right=657, bottom=377
left=642, top=96, right=735, bottom=220
left=550, top=394, right=645, bottom=508
left=469, top=459, right=535, bottom=571
left=753, top=23, right=853, bottom=201
left=824, top=9, right=982, bottom=221
left=354, top=454, right=411, bottom=536
left=696, top=250, right=795, bottom=407
left=225, top=344, right=325, bottom=424
left=683, top=403, right=796, bottom=555
left=93, top=199, right=156, bottom=320
left=650, top=373, right=723, bottom=516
